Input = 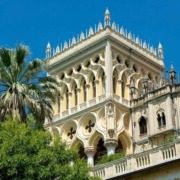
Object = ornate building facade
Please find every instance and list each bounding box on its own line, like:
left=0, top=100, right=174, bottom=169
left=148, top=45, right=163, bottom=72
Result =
left=45, top=9, right=180, bottom=180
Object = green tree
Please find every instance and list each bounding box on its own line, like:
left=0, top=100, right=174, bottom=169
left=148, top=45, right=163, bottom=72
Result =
left=0, top=119, right=99, bottom=180
left=0, top=45, right=60, bottom=123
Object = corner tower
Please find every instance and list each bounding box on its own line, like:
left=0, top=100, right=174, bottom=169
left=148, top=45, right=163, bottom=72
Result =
left=45, top=9, right=165, bottom=167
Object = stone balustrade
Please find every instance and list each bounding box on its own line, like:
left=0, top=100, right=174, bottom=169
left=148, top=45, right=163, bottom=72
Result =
left=52, top=94, right=131, bottom=122
left=132, top=84, right=172, bottom=106
left=52, top=95, right=106, bottom=122
left=91, top=141, right=180, bottom=179
left=113, top=94, right=130, bottom=107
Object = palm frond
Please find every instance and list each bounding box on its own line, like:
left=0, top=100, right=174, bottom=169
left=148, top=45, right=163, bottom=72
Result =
left=15, top=45, right=29, bottom=66
left=0, top=48, right=11, bottom=67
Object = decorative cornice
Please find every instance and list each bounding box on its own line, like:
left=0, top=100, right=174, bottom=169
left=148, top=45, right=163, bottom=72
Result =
left=45, top=9, right=164, bottom=63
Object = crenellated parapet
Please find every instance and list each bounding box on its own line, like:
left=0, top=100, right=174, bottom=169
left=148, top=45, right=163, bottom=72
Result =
left=45, top=9, right=164, bottom=61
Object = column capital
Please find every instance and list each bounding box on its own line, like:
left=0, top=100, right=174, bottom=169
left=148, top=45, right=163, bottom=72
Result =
left=84, top=146, right=96, bottom=155
left=84, top=146, right=96, bottom=166
left=105, top=139, right=118, bottom=156
left=95, top=80, right=99, bottom=84
left=85, top=84, right=90, bottom=88
left=117, top=79, right=123, bottom=83
left=105, top=139, right=118, bottom=146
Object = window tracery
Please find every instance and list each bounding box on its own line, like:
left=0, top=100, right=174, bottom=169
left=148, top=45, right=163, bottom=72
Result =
left=157, top=111, right=166, bottom=128
left=139, top=116, right=147, bottom=135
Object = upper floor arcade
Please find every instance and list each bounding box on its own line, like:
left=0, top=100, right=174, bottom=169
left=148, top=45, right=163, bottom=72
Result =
left=46, top=9, right=164, bottom=122
left=47, top=41, right=164, bottom=122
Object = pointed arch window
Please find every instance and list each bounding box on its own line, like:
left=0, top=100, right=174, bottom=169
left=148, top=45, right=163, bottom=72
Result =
left=162, top=112, right=166, bottom=126
left=92, top=76, right=96, bottom=98
left=157, top=112, right=166, bottom=128
left=121, top=74, right=127, bottom=98
left=139, top=116, right=147, bottom=135
left=113, top=70, right=118, bottom=94
left=66, top=88, right=69, bottom=110
left=102, top=72, right=105, bottom=94
left=94, top=138, right=106, bottom=164
left=113, top=76, right=116, bottom=94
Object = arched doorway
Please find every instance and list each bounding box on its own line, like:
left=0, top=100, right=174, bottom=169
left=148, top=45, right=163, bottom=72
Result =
left=115, top=139, right=124, bottom=153
left=70, top=139, right=86, bottom=160
left=94, top=138, right=107, bottom=164
left=78, top=144, right=87, bottom=160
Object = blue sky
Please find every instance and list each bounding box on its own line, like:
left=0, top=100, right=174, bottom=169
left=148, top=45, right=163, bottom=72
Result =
left=0, top=0, right=180, bottom=73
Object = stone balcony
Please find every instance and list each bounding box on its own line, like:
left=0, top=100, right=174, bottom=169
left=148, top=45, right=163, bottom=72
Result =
left=91, top=140, right=180, bottom=179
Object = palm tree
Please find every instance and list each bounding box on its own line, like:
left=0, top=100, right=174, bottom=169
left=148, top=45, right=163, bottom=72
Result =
left=0, top=45, right=60, bottom=123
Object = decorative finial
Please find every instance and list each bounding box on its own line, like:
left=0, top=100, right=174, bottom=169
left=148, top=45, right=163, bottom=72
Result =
left=98, top=22, right=103, bottom=31
left=158, top=42, right=164, bottom=59
left=80, top=32, right=85, bottom=41
left=104, top=8, right=111, bottom=27
left=88, top=27, right=94, bottom=36
left=158, top=42, right=163, bottom=49
left=169, top=64, right=176, bottom=84
left=47, top=42, right=51, bottom=49
left=111, top=22, right=116, bottom=30
left=46, top=42, right=52, bottom=59
left=56, top=45, right=60, bottom=54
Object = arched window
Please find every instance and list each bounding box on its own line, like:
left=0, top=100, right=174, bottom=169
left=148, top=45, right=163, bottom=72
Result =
left=125, top=60, right=129, bottom=67
left=113, top=70, right=118, bottom=94
left=157, top=113, right=161, bottom=127
left=83, top=80, right=87, bottom=102
left=102, top=72, right=105, bottom=94
left=157, top=112, right=166, bottom=128
left=92, top=76, right=96, bottom=98
left=94, top=138, right=106, bottom=164
left=162, top=112, right=166, bottom=126
left=78, top=144, right=86, bottom=160
left=94, top=56, right=100, bottom=63
left=121, top=74, right=127, bottom=98
left=139, top=116, right=147, bottom=135
left=115, top=139, right=123, bottom=153
left=116, top=56, right=121, bottom=64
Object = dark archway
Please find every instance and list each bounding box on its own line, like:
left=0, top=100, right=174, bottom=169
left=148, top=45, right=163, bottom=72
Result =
left=94, top=138, right=106, bottom=164
left=78, top=144, right=87, bottom=160
left=139, top=116, right=147, bottom=135
left=115, top=139, right=124, bottom=153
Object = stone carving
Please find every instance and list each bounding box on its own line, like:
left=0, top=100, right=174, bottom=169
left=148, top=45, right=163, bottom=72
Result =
left=106, top=103, right=114, bottom=119
left=106, top=102, right=115, bottom=138
left=85, top=120, right=95, bottom=133
left=108, top=129, right=114, bottom=138
left=67, top=127, right=76, bottom=139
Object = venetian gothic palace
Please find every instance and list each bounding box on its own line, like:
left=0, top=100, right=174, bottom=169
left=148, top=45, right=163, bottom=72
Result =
left=45, top=9, right=180, bottom=180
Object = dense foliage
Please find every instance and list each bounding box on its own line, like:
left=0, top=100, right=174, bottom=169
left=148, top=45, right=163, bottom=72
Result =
left=0, top=45, right=60, bottom=123
left=96, top=152, right=125, bottom=165
left=0, top=119, right=99, bottom=180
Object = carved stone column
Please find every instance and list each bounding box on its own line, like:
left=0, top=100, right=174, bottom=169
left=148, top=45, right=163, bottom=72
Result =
left=85, top=147, right=96, bottom=166
left=95, top=80, right=99, bottom=97
left=85, top=84, right=90, bottom=101
left=105, top=101, right=118, bottom=156
left=105, top=139, right=118, bottom=156
left=68, top=92, right=73, bottom=108
left=76, top=88, right=81, bottom=107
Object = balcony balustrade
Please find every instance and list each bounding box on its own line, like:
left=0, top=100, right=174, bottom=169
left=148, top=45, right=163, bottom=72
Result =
left=91, top=141, right=180, bottom=179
